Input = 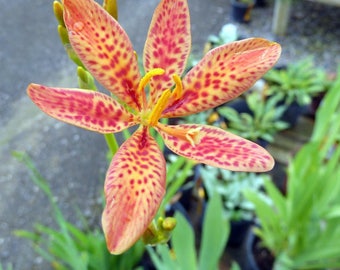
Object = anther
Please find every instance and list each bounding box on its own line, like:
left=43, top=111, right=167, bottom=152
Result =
left=137, top=68, right=165, bottom=94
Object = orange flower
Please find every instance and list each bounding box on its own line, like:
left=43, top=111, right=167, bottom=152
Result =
left=27, top=0, right=281, bottom=254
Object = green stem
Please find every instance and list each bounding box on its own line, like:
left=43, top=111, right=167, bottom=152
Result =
left=122, top=128, right=132, bottom=141
left=77, top=67, right=120, bottom=157
left=104, top=133, right=120, bottom=157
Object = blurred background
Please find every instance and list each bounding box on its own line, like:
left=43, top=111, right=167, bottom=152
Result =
left=0, top=0, right=339, bottom=269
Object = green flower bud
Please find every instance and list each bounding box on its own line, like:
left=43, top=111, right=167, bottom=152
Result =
left=142, top=217, right=177, bottom=246
left=53, top=1, right=65, bottom=27
left=103, top=0, right=118, bottom=20
left=57, top=25, right=84, bottom=67
left=77, top=67, right=96, bottom=90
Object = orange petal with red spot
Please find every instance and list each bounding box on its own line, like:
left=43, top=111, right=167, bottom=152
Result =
left=63, top=0, right=142, bottom=111
left=155, top=123, right=274, bottom=172
left=102, top=127, right=166, bottom=254
left=27, top=84, right=137, bottom=133
left=144, top=0, right=191, bottom=105
left=163, top=38, right=281, bottom=117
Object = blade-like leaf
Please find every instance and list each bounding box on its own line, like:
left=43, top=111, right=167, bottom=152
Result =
left=172, top=212, right=197, bottom=269
left=199, top=193, right=229, bottom=270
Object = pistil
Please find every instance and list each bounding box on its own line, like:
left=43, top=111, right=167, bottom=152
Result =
left=137, top=69, right=184, bottom=127
left=148, top=89, right=171, bottom=126
left=171, top=74, right=183, bottom=100
left=156, top=123, right=203, bottom=147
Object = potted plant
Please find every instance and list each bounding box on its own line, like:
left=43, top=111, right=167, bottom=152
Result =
left=204, top=23, right=238, bottom=53
left=217, top=91, right=289, bottom=147
left=200, top=165, right=271, bottom=247
left=230, top=0, right=255, bottom=23
left=264, top=57, right=327, bottom=126
left=244, top=70, right=340, bottom=269
left=147, top=193, right=239, bottom=269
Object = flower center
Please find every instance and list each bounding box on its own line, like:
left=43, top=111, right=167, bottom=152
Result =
left=138, top=68, right=183, bottom=127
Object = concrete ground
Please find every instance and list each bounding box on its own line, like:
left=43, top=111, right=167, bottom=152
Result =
left=0, top=0, right=339, bottom=269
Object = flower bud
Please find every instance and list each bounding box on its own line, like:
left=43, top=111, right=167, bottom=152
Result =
left=142, top=217, right=177, bottom=246
left=103, top=0, right=118, bottom=20
left=53, top=1, right=65, bottom=27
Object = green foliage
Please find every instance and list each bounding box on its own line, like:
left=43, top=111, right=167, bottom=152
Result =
left=244, top=68, right=340, bottom=269
left=147, top=193, right=232, bottom=270
left=200, top=166, right=270, bottom=221
left=311, top=66, right=340, bottom=146
left=159, top=154, right=195, bottom=214
left=12, top=152, right=144, bottom=270
left=264, top=57, right=327, bottom=106
left=218, top=92, right=289, bottom=142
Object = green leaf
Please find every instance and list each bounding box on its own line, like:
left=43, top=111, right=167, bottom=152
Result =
left=198, top=193, right=229, bottom=270
left=13, top=229, right=40, bottom=242
left=262, top=178, right=286, bottom=220
left=160, top=157, right=194, bottom=214
left=147, top=245, right=179, bottom=270
left=172, top=212, right=197, bottom=269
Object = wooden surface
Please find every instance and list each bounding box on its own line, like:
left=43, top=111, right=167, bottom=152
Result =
left=272, top=0, right=340, bottom=35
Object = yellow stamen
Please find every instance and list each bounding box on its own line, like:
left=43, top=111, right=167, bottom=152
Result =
left=148, top=89, right=171, bottom=126
left=137, top=68, right=165, bottom=94
left=171, top=74, right=183, bottom=100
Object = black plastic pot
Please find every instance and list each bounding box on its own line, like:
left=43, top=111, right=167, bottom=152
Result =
left=227, top=219, right=253, bottom=247
left=254, top=0, right=267, bottom=8
left=309, top=91, right=326, bottom=119
left=231, top=0, right=254, bottom=23
left=245, top=230, right=275, bottom=270
left=280, top=101, right=308, bottom=128
left=226, top=98, right=252, bottom=114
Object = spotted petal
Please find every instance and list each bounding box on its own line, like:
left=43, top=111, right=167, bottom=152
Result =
left=27, top=84, right=137, bottom=133
left=144, top=0, right=191, bottom=105
left=102, top=127, right=166, bottom=254
left=162, top=38, right=281, bottom=117
left=63, top=0, right=142, bottom=111
left=155, top=123, right=274, bottom=172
